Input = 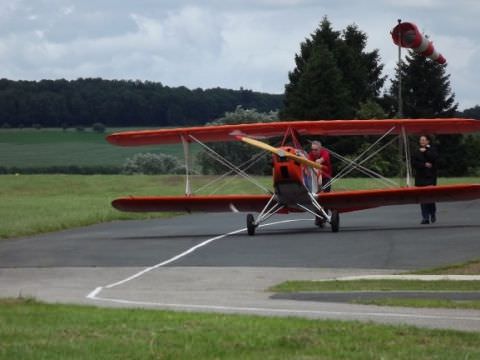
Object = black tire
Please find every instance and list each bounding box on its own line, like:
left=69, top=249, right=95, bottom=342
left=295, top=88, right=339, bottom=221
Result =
left=246, top=213, right=256, bottom=236
left=330, top=210, right=340, bottom=233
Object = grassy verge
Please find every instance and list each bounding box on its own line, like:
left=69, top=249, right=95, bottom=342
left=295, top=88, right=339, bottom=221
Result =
left=0, top=174, right=271, bottom=239
left=409, top=258, right=480, bottom=275
left=269, top=279, right=480, bottom=293
left=0, top=298, right=479, bottom=359
left=270, top=277, right=480, bottom=310
left=351, top=298, right=480, bottom=310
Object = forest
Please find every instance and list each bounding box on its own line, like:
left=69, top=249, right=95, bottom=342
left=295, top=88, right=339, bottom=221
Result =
left=0, top=78, right=283, bottom=128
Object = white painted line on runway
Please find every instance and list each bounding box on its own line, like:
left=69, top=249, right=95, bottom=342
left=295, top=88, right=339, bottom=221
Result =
left=85, top=217, right=480, bottom=326
left=104, top=228, right=245, bottom=289
left=88, top=292, right=480, bottom=323
left=87, top=218, right=310, bottom=298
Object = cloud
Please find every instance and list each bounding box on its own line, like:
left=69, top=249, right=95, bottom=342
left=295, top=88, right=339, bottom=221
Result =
left=0, top=1, right=478, bottom=109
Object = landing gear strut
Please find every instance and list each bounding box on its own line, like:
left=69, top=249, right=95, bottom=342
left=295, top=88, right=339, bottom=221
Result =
left=314, top=216, right=326, bottom=228
left=245, top=195, right=284, bottom=236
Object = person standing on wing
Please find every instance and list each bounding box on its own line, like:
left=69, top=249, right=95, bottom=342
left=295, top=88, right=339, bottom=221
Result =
left=308, top=140, right=333, bottom=192
left=412, top=135, right=439, bottom=224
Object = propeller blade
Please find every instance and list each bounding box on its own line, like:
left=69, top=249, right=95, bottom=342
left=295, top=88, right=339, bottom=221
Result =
left=238, top=136, right=324, bottom=170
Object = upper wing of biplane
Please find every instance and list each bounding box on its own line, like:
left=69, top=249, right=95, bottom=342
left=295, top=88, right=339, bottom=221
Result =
left=112, top=184, right=480, bottom=214
left=107, top=118, right=480, bottom=146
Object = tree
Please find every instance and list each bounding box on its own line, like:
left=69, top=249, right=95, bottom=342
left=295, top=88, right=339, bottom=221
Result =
left=389, top=51, right=467, bottom=176
left=197, top=107, right=277, bottom=175
left=356, top=99, right=386, bottom=120
left=0, top=78, right=284, bottom=128
left=390, top=51, right=457, bottom=118
left=281, top=17, right=385, bottom=120
left=461, top=105, right=480, bottom=119
left=283, top=43, right=351, bottom=119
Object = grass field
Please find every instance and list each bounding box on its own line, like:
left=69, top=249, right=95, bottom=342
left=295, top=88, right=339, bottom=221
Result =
left=351, top=298, right=480, bottom=310
left=0, top=128, right=200, bottom=167
left=1, top=175, right=478, bottom=239
left=0, top=297, right=479, bottom=359
left=0, top=174, right=271, bottom=239
left=410, top=258, right=480, bottom=275
left=270, top=279, right=480, bottom=292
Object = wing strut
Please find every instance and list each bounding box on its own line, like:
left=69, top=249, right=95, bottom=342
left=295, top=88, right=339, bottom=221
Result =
left=327, top=148, right=398, bottom=188
left=323, top=126, right=398, bottom=190
left=181, top=136, right=192, bottom=196
left=400, top=126, right=413, bottom=187
left=193, top=150, right=268, bottom=195
left=188, top=135, right=271, bottom=194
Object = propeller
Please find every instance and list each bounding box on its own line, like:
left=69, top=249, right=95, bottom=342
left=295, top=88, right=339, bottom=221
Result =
left=237, top=136, right=324, bottom=170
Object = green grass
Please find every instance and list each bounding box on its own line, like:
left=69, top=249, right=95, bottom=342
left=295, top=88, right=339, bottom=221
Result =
left=409, top=258, right=480, bottom=275
left=0, top=128, right=200, bottom=167
left=270, top=279, right=480, bottom=310
left=0, top=298, right=479, bottom=360
left=0, top=174, right=272, bottom=239
left=269, top=279, right=480, bottom=293
left=351, top=298, right=480, bottom=310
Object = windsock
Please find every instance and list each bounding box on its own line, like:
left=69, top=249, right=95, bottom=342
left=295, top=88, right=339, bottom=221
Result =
left=391, top=22, right=446, bottom=64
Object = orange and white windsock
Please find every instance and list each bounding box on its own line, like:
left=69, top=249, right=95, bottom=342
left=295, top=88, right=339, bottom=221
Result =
left=391, top=22, right=446, bottom=64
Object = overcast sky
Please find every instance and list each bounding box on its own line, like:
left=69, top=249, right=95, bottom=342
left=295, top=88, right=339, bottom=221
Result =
left=1, top=0, right=479, bottom=110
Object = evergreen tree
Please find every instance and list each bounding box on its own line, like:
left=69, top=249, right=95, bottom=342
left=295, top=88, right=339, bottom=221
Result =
left=283, top=43, right=351, bottom=119
left=389, top=51, right=470, bottom=176
left=390, top=51, right=457, bottom=117
left=282, top=17, right=385, bottom=120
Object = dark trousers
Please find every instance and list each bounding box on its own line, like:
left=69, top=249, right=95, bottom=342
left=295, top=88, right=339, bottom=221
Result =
left=421, top=203, right=436, bottom=221
left=321, top=177, right=331, bottom=193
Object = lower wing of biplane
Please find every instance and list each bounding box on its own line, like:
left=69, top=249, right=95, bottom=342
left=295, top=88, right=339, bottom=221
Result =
left=107, top=118, right=480, bottom=234
left=112, top=184, right=480, bottom=213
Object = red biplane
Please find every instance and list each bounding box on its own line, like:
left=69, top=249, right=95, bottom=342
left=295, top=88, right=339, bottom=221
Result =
left=107, top=119, right=480, bottom=234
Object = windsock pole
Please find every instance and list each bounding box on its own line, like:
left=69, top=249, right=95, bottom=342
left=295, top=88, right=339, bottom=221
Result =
left=397, top=19, right=403, bottom=117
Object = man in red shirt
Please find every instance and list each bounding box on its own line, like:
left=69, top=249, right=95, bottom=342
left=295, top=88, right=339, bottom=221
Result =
left=308, top=140, right=332, bottom=192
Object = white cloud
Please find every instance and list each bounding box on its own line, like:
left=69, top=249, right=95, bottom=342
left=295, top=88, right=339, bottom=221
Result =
left=0, top=1, right=478, bottom=109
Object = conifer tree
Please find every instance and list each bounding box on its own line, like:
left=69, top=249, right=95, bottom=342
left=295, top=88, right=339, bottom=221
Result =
left=390, top=51, right=457, bottom=117
left=389, top=51, right=467, bottom=175
left=282, top=17, right=385, bottom=120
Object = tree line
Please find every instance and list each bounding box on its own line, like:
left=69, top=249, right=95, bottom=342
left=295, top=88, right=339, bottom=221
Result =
left=0, top=78, right=283, bottom=128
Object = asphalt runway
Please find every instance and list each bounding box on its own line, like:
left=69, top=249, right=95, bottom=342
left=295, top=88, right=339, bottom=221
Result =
left=1, top=200, right=480, bottom=331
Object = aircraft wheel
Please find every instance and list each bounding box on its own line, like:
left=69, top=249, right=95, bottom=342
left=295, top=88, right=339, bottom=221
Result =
left=246, top=213, right=256, bottom=236
left=330, top=210, right=340, bottom=233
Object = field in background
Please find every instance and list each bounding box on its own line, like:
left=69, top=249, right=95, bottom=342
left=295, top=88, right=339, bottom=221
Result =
left=0, top=128, right=201, bottom=168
